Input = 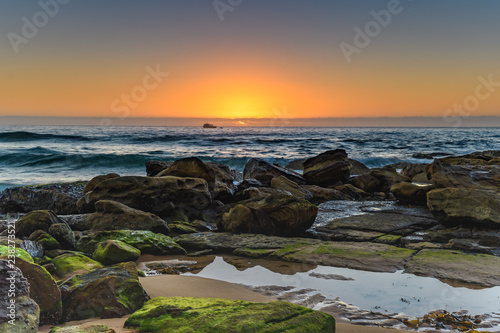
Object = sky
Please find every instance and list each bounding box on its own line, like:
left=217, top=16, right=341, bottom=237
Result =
left=1, top=0, right=500, bottom=125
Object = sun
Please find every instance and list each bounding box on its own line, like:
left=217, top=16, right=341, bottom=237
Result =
left=216, top=95, right=270, bottom=119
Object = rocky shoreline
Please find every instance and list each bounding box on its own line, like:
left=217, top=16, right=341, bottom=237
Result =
left=1, top=149, right=499, bottom=332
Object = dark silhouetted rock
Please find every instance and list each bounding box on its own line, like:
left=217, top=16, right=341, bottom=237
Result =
left=243, top=158, right=305, bottom=186
left=303, top=149, right=350, bottom=186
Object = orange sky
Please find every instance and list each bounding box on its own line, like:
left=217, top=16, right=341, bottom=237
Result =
left=1, top=1, right=500, bottom=122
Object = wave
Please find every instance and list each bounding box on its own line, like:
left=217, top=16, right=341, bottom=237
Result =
left=0, top=131, right=93, bottom=142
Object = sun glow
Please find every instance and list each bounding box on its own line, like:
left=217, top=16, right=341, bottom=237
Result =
left=216, top=95, right=270, bottom=119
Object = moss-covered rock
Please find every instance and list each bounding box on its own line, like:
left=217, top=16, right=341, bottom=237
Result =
left=29, top=230, right=61, bottom=250
left=125, top=297, right=335, bottom=332
left=15, top=210, right=62, bottom=238
left=52, top=253, right=103, bottom=279
left=92, top=240, right=141, bottom=265
left=10, top=258, right=62, bottom=325
left=76, top=230, right=186, bottom=255
left=0, top=260, right=40, bottom=333
left=404, top=249, right=500, bottom=287
left=48, top=222, right=76, bottom=249
left=60, top=262, right=149, bottom=321
left=0, top=244, right=34, bottom=262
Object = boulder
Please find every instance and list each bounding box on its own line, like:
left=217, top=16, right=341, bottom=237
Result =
left=234, top=186, right=291, bottom=202
left=427, top=188, right=500, bottom=228
left=348, top=158, right=370, bottom=175
left=157, top=158, right=236, bottom=201
left=401, top=163, right=428, bottom=179
left=125, top=297, right=335, bottom=333
left=48, top=223, right=76, bottom=249
left=390, top=182, right=434, bottom=206
left=349, top=174, right=381, bottom=193
left=76, top=230, right=186, bottom=256
left=243, top=158, right=305, bottom=186
left=270, top=176, right=312, bottom=200
left=0, top=244, right=34, bottom=262
left=83, top=173, right=120, bottom=195
left=52, top=252, right=103, bottom=279
left=333, top=184, right=373, bottom=200
left=427, top=159, right=499, bottom=190
left=92, top=240, right=141, bottom=265
left=301, top=185, right=349, bottom=203
left=49, top=324, right=111, bottom=333
left=15, top=210, right=64, bottom=238
left=285, top=158, right=306, bottom=170
left=0, top=181, right=85, bottom=215
left=145, top=160, right=173, bottom=177
left=82, top=200, right=170, bottom=234
left=60, top=262, right=149, bottom=321
left=168, top=220, right=215, bottom=235
left=369, top=166, right=411, bottom=192
left=0, top=259, right=39, bottom=333
left=236, top=179, right=264, bottom=191
left=81, top=176, right=212, bottom=220
left=220, top=195, right=318, bottom=237
left=303, top=149, right=350, bottom=186
left=29, top=230, right=60, bottom=250
left=11, top=258, right=62, bottom=325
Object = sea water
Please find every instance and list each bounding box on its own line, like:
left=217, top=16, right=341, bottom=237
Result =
left=0, top=125, right=499, bottom=190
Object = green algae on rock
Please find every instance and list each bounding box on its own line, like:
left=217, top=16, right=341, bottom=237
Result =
left=125, top=297, right=335, bottom=333
left=404, top=249, right=500, bottom=287
left=9, top=258, right=62, bottom=325
left=60, top=262, right=149, bottom=321
left=0, top=244, right=34, bottom=262
left=52, top=252, right=103, bottom=279
left=92, top=239, right=141, bottom=265
left=77, top=230, right=186, bottom=255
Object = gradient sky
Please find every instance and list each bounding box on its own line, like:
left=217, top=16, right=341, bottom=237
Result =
left=1, top=0, right=500, bottom=122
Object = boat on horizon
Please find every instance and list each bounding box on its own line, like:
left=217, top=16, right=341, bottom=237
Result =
left=203, top=123, right=217, bottom=128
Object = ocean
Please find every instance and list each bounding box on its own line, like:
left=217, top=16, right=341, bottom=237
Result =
left=0, top=125, right=499, bottom=190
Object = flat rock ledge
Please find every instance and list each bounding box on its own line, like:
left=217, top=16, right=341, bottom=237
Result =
left=174, top=232, right=500, bottom=287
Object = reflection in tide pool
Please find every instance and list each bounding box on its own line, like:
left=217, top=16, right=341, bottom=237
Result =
left=183, top=256, right=500, bottom=317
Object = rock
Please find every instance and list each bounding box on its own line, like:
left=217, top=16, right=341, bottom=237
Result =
left=83, top=200, right=170, bottom=234
left=301, top=185, right=349, bottom=203
left=348, top=158, right=370, bottom=175
left=401, top=163, right=428, bottom=179
left=174, top=232, right=413, bottom=273
left=412, top=152, right=452, bottom=159
left=0, top=182, right=85, bottom=215
left=236, top=179, right=264, bottom=191
left=0, top=259, right=39, bottom=333
left=82, top=176, right=212, bottom=220
left=146, top=160, right=173, bottom=177
left=271, top=241, right=415, bottom=273
left=315, top=209, right=438, bottom=239
left=15, top=210, right=64, bottom=238
left=157, top=158, right=236, bottom=201
left=270, top=176, right=312, bottom=200
left=234, top=186, right=291, bottom=202
left=76, top=230, right=186, bottom=256
left=411, top=172, right=432, bottom=184
left=427, top=188, right=500, bottom=228
left=427, top=159, right=500, bottom=190
left=349, top=174, right=381, bottom=193
left=29, top=230, right=61, bottom=250
left=92, top=240, right=141, bottom=265
left=243, top=158, right=305, bottom=186
left=60, top=262, right=149, bottom=321
left=124, top=297, right=335, bottom=333
left=48, top=223, right=76, bottom=249
left=285, top=158, right=306, bottom=170
left=220, top=195, right=318, bottom=237
left=168, top=220, right=215, bottom=235
left=83, top=174, right=120, bottom=195
left=303, top=149, right=350, bottom=186
left=11, top=258, right=62, bottom=325
left=369, top=166, right=411, bottom=192
left=52, top=252, right=103, bottom=279
left=0, top=244, right=34, bottom=262
left=390, top=182, right=434, bottom=206
left=404, top=249, right=500, bottom=287
left=333, top=184, right=373, bottom=200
